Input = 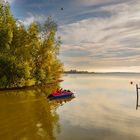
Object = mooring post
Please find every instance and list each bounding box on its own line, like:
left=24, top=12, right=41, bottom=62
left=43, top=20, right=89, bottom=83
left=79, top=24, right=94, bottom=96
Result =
left=136, top=84, right=139, bottom=110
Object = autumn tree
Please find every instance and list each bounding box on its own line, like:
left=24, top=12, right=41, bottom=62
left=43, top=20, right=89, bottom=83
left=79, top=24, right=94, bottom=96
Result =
left=0, top=2, right=63, bottom=88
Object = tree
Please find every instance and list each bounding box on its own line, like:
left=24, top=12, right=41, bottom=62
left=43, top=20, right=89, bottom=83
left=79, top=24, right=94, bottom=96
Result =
left=0, top=2, right=63, bottom=88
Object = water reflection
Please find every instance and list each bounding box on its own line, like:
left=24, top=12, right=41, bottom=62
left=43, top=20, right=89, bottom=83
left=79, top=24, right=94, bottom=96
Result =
left=56, top=74, right=140, bottom=140
left=0, top=85, right=60, bottom=140
left=2, top=74, right=140, bottom=140
left=49, top=97, right=75, bottom=106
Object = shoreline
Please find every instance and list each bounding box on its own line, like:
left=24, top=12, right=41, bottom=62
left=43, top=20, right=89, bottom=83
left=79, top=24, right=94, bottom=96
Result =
left=0, top=80, right=63, bottom=91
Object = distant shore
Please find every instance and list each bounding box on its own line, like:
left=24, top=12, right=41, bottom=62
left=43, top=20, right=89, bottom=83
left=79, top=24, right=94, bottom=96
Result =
left=64, top=71, right=140, bottom=74
left=64, top=70, right=95, bottom=74
left=64, top=72, right=95, bottom=74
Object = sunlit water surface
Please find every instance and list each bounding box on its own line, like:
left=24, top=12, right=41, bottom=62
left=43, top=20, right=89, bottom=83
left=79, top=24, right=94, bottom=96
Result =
left=0, top=73, right=140, bottom=140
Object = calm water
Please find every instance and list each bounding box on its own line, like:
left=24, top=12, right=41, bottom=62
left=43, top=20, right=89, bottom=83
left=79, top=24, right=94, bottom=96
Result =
left=0, top=73, right=140, bottom=140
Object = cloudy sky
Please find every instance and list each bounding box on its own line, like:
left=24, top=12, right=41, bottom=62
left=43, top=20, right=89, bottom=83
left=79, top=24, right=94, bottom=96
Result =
left=7, top=0, right=140, bottom=72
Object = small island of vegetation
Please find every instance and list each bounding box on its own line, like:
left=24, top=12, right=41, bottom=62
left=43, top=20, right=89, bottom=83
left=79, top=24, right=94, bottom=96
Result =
left=65, top=70, right=95, bottom=74
left=0, top=2, right=63, bottom=89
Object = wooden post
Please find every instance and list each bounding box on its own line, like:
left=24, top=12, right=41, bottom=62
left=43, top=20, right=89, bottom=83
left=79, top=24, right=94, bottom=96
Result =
left=136, top=84, right=139, bottom=110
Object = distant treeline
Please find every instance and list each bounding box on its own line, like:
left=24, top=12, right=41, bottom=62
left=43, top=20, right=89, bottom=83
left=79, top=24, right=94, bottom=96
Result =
left=0, top=2, right=63, bottom=88
left=65, top=70, right=95, bottom=74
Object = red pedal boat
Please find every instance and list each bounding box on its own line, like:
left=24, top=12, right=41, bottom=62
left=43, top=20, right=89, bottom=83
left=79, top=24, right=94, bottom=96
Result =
left=48, top=89, right=74, bottom=99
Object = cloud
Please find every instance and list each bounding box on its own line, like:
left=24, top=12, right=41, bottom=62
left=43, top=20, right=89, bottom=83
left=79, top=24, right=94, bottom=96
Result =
left=5, top=0, right=15, bottom=4
left=58, top=0, right=140, bottom=71
left=10, top=0, right=140, bottom=72
left=21, top=13, right=47, bottom=26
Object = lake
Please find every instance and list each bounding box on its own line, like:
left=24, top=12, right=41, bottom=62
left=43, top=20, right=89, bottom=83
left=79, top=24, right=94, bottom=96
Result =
left=0, top=73, right=140, bottom=140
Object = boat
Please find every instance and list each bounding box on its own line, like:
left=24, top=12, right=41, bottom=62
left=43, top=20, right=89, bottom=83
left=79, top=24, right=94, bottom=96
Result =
left=48, top=90, right=74, bottom=100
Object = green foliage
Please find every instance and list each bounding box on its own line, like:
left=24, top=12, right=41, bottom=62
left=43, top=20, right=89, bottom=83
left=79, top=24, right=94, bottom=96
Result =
left=0, top=2, right=63, bottom=88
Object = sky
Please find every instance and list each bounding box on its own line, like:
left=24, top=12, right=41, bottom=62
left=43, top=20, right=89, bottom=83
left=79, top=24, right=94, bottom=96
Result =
left=6, top=0, right=140, bottom=72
